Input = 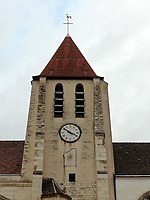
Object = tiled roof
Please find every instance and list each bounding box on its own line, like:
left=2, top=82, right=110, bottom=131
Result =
left=40, top=36, right=98, bottom=78
left=1, top=141, right=150, bottom=175
left=113, top=143, right=150, bottom=175
left=0, top=141, right=24, bottom=174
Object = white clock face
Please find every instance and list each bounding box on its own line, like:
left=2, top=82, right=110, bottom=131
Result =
left=59, top=123, right=81, bottom=143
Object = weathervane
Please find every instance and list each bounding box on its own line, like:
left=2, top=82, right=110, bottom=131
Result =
left=63, top=14, right=73, bottom=36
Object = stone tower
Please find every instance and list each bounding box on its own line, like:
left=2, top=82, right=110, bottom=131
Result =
left=21, top=35, right=115, bottom=200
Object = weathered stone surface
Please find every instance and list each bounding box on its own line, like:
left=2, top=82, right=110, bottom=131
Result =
left=94, top=78, right=113, bottom=200
left=64, top=149, right=77, bottom=167
left=61, top=182, right=97, bottom=200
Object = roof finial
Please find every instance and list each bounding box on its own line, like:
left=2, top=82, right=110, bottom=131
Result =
left=63, top=14, right=73, bottom=36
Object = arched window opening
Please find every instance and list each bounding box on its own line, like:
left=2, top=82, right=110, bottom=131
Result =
left=54, top=83, right=64, bottom=117
left=138, top=191, right=150, bottom=200
left=75, top=84, right=85, bottom=118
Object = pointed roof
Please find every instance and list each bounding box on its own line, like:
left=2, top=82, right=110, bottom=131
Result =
left=40, top=36, right=98, bottom=78
left=42, top=178, right=71, bottom=199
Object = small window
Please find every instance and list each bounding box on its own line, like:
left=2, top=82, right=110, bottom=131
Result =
left=54, top=83, right=64, bottom=117
left=75, top=84, right=85, bottom=118
left=69, top=173, right=76, bottom=182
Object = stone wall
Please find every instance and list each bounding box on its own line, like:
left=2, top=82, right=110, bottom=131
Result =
left=0, top=176, right=32, bottom=200
left=61, top=182, right=96, bottom=200
left=94, top=78, right=115, bottom=200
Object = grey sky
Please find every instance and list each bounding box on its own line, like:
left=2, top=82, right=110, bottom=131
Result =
left=0, top=0, right=150, bottom=141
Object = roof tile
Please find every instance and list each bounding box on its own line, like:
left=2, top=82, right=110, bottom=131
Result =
left=113, top=143, right=150, bottom=175
left=0, top=141, right=24, bottom=174
left=40, top=36, right=98, bottom=78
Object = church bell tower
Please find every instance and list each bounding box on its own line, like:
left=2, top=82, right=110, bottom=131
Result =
left=21, top=35, right=115, bottom=200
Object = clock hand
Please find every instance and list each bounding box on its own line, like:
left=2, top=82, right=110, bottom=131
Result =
left=64, top=128, right=78, bottom=136
left=64, top=128, right=74, bottom=134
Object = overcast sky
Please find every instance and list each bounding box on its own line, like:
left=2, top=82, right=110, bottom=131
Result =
left=1, top=0, right=150, bottom=141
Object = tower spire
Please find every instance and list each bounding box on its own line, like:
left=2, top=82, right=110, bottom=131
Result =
left=63, top=14, right=73, bottom=36
left=40, top=36, right=98, bottom=78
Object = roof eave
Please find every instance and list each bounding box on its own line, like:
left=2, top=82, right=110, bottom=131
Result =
left=32, top=75, right=104, bottom=81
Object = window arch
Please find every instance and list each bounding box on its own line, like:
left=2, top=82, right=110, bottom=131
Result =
left=54, top=83, right=64, bottom=117
left=75, top=84, right=85, bottom=118
left=138, top=191, right=150, bottom=200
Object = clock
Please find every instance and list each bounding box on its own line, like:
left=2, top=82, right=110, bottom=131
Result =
left=59, top=123, right=81, bottom=143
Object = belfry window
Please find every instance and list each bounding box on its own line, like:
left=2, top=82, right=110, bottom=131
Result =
left=54, top=83, right=64, bottom=117
left=75, top=84, right=85, bottom=118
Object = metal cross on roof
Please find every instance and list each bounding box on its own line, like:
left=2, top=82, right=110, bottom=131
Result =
left=63, top=14, right=73, bottom=36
